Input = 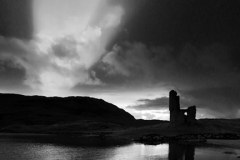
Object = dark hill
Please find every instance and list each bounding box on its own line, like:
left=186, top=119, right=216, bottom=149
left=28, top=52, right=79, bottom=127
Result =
left=0, top=93, right=136, bottom=131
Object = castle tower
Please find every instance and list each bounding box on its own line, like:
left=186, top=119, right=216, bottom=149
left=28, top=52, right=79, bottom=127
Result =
left=169, top=90, right=180, bottom=111
left=169, top=90, right=180, bottom=123
left=169, top=90, right=197, bottom=125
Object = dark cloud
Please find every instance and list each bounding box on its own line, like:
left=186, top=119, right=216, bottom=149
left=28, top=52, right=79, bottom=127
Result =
left=0, top=0, right=35, bottom=93
left=102, top=0, right=240, bottom=99
left=96, top=40, right=240, bottom=118
left=98, top=42, right=240, bottom=89
left=96, top=42, right=173, bottom=86
left=0, top=59, right=28, bottom=92
left=127, top=97, right=169, bottom=110
left=178, top=87, right=240, bottom=118
left=0, top=0, right=33, bottom=39
left=0, top=36, right=47, bottom=92
left=166, top=44, right=240, bottom=89
left=127, top=95, right=194, bottom=111
left=110, top=0, right=240, bottom=47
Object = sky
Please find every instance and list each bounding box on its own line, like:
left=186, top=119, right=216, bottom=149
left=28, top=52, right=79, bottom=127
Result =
left=0, top=0, right=240, bottom=120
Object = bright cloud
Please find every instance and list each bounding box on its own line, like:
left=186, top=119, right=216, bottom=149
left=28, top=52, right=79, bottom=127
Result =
left=0, top=0, right=125, bottom=96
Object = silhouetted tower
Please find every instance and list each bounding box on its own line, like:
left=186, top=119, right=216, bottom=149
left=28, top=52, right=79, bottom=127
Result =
left=169, top=90, right=180, bottom=111
left=169, top=90, right=180, bottom=123
left=169, top=90, right=197, bottom=125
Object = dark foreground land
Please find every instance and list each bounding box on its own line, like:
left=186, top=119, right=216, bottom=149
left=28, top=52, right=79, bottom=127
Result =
left=0, top=93, right=240, bottom=146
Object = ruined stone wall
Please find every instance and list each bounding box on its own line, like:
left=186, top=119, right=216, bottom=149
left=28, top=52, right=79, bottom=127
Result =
left=186, top=106, right=196, bottom=125
left=169, top=90, right=196, bottom=125
left=176, top=110, right=186, bottom=125
left=170, top=110, right=179, bottom=124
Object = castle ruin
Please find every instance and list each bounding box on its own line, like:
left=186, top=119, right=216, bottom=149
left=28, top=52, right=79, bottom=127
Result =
left=169, top=90, right=196, bottom=125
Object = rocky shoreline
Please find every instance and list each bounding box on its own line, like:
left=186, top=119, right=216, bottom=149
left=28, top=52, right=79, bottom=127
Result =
left=134, top=133, right=240, bottom=145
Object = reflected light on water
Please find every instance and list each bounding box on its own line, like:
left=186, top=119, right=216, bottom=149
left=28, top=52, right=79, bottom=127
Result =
left=0, top=137, right=240, bottom=160
left=110, top=143, right=168, bottom=160
left=0, top=138, right=169, bottom=160
left=36, top=143, right=169, bottom=160
left=24, top=144, right=115, bottom=160
left=33, top=145, right=76, bottom=160
left=0, top=140, right=79, bottom=160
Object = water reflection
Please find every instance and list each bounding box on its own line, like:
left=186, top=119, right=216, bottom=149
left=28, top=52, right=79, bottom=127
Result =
left=0, top=135, right=239, bottom=160
left=111, top=143, right=168, bottom=159
left=169, top=143, right=195, bottom=160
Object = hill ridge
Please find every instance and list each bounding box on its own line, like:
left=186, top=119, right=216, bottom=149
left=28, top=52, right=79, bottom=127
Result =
left=0, top=93, right=135, bottom=129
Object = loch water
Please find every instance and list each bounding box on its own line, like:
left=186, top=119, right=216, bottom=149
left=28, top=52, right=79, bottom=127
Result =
left=0, top=135, right=239, bottom=160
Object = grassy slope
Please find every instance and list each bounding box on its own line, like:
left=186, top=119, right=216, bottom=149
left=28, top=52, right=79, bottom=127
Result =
left=113, top=119, right=240, bottom=139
